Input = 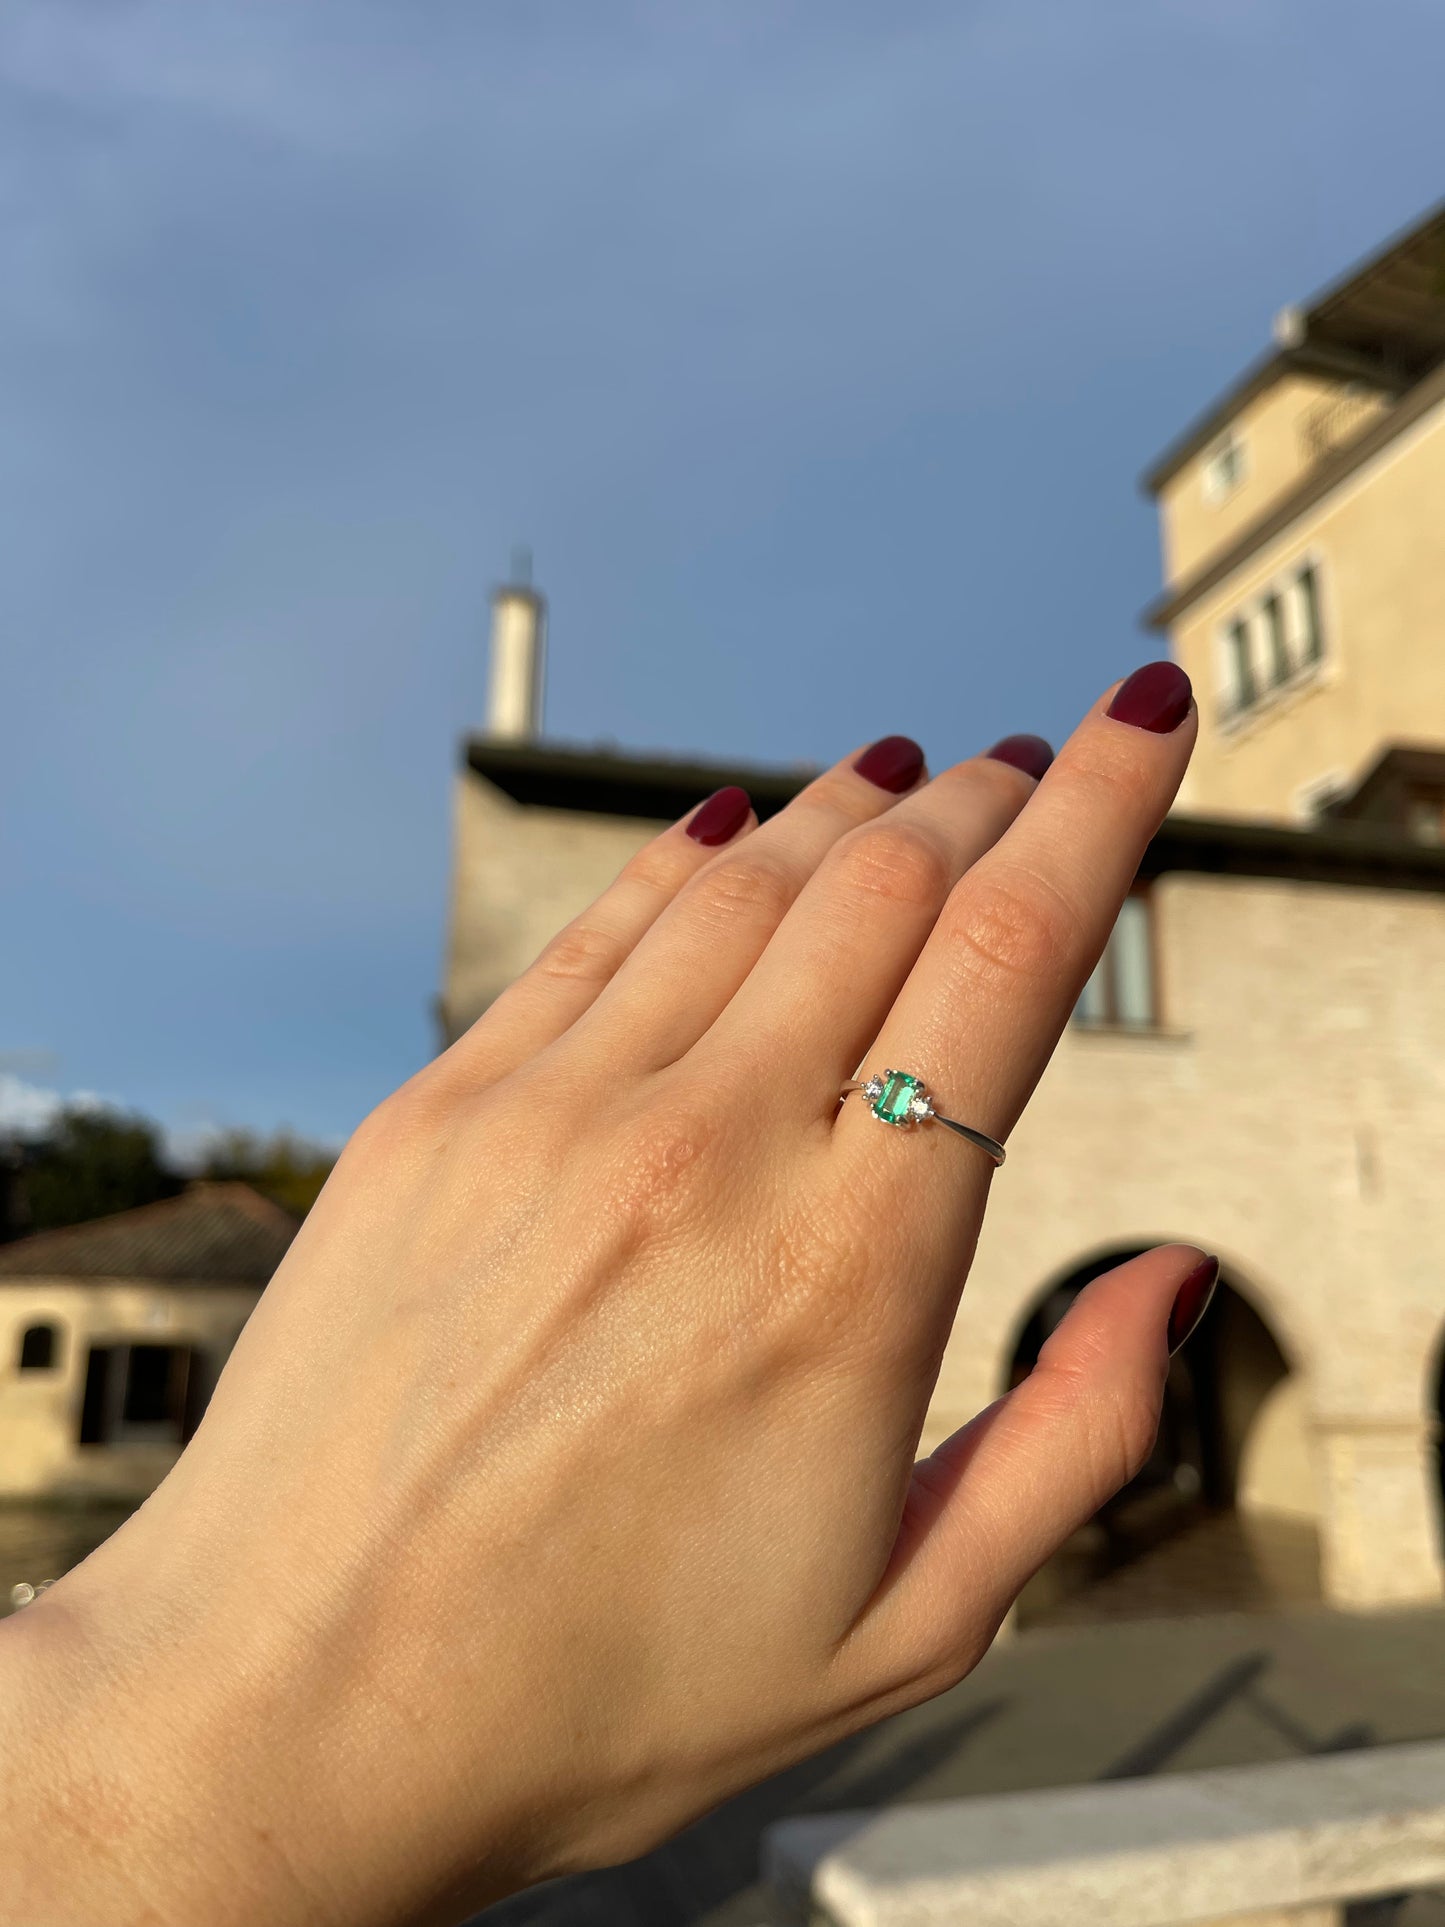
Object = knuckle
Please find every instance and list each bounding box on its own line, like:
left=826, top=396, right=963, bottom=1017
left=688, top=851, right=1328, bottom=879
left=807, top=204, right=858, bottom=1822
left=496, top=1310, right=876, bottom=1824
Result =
left=1068, top=746, right=1155, bottom=815
left=602, top=1098, right=721, bottom=1235
left=940, top=864, right=1085, bottom=989
left=620, top=837, right=692, bottom=896
left=688, top=852, right=798, bottom=932
left=1034, top=1353, right=1162, bottom=1493
left=832, top=821, right=952, bottom=912
left=343, top=1078, right=442, bottom=1166
left=533, top=916, right=627, bottom=991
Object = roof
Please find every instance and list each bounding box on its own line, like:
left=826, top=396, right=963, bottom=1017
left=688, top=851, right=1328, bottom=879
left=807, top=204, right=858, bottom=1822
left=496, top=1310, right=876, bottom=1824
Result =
left=1142, top=199, right=1445, bottom=496
left=1141, top=344, right=1401, bottom=499
left=465, top=740, right=1445, bottom=895
left=467, top=736, right=818, bottom=823
left=1327, top=742, right=1445, bottom=828
left=0, top=1182, right=299, bottom=1285
left=1285, top=197, right=1445, bottom=375
left=1143, top=355, right=1445, bottom=630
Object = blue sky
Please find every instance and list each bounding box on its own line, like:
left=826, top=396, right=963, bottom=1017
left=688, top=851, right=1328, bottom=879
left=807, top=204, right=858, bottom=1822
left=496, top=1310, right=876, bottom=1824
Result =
left=2, top=0, right=1442, bottom=1153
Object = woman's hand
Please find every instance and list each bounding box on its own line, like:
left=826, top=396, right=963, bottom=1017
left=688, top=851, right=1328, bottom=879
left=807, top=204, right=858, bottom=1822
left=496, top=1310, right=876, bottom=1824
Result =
left=1, top=663, right=1205, bottom=1927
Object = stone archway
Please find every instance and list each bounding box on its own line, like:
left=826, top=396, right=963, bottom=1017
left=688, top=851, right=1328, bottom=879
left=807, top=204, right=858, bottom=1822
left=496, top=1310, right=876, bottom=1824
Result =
left=1004, top=1249, right=1322, bottom=1628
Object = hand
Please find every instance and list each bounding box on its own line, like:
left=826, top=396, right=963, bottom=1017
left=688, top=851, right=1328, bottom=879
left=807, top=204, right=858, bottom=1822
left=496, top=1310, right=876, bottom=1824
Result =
left=1, top=663, right=1206, bottom=1927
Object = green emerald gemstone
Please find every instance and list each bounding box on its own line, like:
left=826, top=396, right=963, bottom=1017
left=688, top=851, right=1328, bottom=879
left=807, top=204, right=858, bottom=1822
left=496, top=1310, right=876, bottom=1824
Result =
left=873, top=1071, right=921, bottom=1125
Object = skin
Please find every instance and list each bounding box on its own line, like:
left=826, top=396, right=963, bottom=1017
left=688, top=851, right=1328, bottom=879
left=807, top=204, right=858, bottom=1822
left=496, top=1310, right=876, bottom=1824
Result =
left=0, top=673, right=1203, bottom=1927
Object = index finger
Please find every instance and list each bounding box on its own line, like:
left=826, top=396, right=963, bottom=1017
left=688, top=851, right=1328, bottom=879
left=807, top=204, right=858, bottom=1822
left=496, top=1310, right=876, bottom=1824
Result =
left=834, top=661, right=1196, bottom=1207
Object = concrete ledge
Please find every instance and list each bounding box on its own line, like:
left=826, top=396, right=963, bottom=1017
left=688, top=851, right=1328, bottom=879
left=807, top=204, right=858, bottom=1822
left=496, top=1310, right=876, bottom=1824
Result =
left=763, top=1741, right=1445, bottom=1927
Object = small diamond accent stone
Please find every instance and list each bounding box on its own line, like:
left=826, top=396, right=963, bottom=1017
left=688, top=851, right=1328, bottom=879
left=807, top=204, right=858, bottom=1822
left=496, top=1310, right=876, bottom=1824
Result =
left=861, top=1076, right=885, bottom=1102
left=909, top=1094, right=933, bottom=1119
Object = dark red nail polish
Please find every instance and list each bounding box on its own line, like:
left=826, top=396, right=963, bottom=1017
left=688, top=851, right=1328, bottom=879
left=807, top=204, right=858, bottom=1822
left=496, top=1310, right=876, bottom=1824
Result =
left=1167, top=1255, right=1219, bottom=1355
left=985, top=734, right=1054, bottom=780
left=1106, top=661, right=1194, bottom=734
left=686, top=786, right=751, bottom=846
left=853, top=735, right=925, bottom=793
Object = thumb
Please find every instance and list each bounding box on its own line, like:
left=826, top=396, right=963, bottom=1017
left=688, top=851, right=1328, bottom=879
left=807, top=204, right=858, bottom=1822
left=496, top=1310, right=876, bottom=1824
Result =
left=847, top=1244, right=1218, bottom=1689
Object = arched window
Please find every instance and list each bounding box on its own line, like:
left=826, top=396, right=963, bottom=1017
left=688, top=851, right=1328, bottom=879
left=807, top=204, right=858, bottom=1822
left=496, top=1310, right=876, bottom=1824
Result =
left=18, top=1324, right=58, bottom=1371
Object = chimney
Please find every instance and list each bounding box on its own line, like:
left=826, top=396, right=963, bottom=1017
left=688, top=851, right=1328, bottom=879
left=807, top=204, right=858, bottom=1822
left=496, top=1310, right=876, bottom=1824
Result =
left=485, top=548, right=546, bottom=741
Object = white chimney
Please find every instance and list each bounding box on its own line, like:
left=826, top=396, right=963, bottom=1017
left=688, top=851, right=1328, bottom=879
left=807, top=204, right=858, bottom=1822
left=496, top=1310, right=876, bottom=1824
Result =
left=485, top=550, right=546, bottom=741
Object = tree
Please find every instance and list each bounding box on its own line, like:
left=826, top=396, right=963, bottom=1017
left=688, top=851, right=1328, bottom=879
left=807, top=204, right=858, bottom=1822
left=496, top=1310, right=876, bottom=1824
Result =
left=197, top=1128, right=336, bottom=1217
left=9, top=1106, right=181, bottom=1238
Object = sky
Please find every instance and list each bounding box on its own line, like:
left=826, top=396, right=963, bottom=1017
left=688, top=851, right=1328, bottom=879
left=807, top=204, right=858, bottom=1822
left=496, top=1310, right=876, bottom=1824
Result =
left=2, top=0, right=1442, bottom=1155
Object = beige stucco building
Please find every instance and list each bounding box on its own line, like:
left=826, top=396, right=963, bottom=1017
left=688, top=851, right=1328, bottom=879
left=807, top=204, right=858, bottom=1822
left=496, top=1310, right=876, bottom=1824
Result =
left=0, top=1183, right=295, bottom=1502
left=441, top=206, right=1445, bottom=1621
left=1146, top=201, right=1445, bottom=830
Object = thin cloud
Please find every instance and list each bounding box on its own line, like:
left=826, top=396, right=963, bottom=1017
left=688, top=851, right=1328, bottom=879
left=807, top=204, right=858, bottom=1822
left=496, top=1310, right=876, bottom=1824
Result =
left=0, top=1073, right=111, bottom=1138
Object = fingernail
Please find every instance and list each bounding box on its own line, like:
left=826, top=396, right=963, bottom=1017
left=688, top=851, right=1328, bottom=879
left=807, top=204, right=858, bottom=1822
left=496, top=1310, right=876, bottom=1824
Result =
left=686, top=786, right=752, bottom=846
left=853, top=735, right=926, bottom=793
left=1106, top=661, right=1194, bottom=734
left=985, top=733, right=1054, bottom=780
left=1167, top=1255, right=1219, bottom=1355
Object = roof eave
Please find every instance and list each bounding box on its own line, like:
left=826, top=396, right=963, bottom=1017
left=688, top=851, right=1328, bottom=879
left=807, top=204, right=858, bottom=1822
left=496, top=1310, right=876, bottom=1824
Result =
left=1143, top=358, right=1445, bottom=631
left=1139, top=343, right=1402, bottom=499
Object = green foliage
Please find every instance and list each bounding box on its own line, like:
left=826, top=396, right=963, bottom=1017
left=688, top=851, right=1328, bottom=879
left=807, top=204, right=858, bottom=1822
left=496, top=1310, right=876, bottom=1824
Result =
left=0, top=1108, right=338, bottom=1241
left=15, top=1107, right=181, bottom=1236
left=197, top=1128, right=336, bottom=1218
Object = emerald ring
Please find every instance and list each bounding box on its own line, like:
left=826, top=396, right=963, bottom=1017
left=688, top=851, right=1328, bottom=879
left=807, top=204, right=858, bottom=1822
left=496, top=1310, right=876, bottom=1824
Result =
left=840, top=1069, right=1006, bottom=1166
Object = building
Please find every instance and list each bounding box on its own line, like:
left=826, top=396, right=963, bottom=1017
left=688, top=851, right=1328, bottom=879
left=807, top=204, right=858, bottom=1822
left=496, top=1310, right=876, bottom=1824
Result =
left=441, top=208, right=1445, bottom=1624
left=0, top=1182, right=296, bottom=1501
left=1144, top=200, right=1445, bottom=829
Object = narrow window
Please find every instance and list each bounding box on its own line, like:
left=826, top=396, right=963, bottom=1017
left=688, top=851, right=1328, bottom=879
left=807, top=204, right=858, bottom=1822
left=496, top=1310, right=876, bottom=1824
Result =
left=17, top=1324, right=56, bottom=1371
left=1262, top=593, right=1290, bottom=686
left=1296, top=563, right=1324, bottom=665
left=1203, top=430, right=1246, bottom=503
left=1111, top=896, right=1154, bottom=1027
left=1074, top=892, right=1157, bottom=1030
left=1226, top=617, right=1256, bottom=714
left=78, top=1346, right=112, bottom=1444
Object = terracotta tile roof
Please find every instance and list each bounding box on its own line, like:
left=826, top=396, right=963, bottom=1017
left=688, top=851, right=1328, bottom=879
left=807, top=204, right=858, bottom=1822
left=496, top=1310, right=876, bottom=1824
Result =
left=0, top=1183, right=299, bottom=1286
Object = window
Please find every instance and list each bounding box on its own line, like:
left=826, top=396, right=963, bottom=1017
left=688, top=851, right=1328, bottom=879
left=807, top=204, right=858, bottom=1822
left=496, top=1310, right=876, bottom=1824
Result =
left=1261, top=592, right=1290, bottom=686
left=1296, top=562, right=1324, bottom=664
left=1074, top=893, right=1157, bottom=1030
left=78, top=1343, right=197, bottom=1445
left=17, top=1324, right=57, bottom=1371
left=1218, top=555, right=1329, bottom=729
left=1226, top=616, right=1257, bottom=713
left=1203, top=429, right=1247, bottom=504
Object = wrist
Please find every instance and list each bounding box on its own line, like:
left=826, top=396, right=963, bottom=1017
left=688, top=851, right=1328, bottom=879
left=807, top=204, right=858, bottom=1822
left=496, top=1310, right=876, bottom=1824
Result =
left=0, top=1509, right=556, bottom=1927
left=0, top=1553, right=341, bottom=1927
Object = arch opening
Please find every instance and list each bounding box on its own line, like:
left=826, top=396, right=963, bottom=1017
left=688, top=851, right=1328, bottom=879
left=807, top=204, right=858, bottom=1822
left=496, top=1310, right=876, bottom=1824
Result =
left=1006, top=1250, right=1322, bottom=1628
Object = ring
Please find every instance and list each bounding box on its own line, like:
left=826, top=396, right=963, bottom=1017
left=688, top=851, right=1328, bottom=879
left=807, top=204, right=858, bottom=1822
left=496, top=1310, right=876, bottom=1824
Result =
left=839, top=1068, right=1006, bottom=1166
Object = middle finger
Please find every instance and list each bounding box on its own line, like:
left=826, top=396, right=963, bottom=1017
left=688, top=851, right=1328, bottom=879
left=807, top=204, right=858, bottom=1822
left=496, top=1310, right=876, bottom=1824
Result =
left=698, top=734, right=1055, bottom=1102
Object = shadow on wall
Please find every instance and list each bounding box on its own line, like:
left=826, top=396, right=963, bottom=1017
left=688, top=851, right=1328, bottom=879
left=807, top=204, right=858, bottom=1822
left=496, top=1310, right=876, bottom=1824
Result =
left=1005, top=1251, right=1323, bottom=1627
